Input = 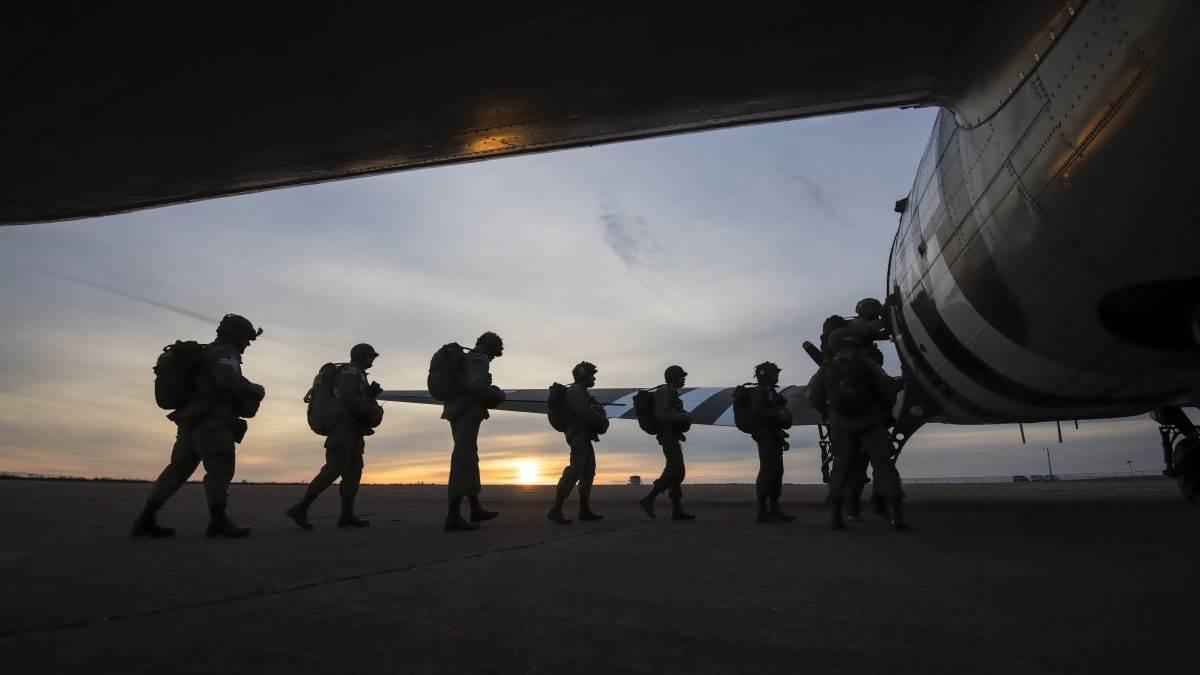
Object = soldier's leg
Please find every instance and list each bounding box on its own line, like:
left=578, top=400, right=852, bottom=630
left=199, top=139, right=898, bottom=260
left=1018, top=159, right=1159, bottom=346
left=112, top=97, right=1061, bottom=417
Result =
left=767, top=446, right=793, bottom=520
left=287, top=439, right=345, bottom=530
left=134, top=424, right=199, bottom=537
left=640, top=437, right=676, bottom=518
left=845, top=452, right=869, bottom=521
left=862, top=425, right=907, bottom=530
left=754, top=433, right=775, bottom=521
left=444, top=416, right=480, bottom=531
left=827, top=427, right=862, bottom=529
left=451, top=415, right=496, bottom=522
left=337, top=438, right=368, bottom=527
left=192, top=419, right=251, bottom=538
left=549, top=440, right=579, bottom=524
left=666, top=444, right=694, bottom=520
left=147, top=424, right=202, bottom=504
left=577, top=442, right=602, bottom=520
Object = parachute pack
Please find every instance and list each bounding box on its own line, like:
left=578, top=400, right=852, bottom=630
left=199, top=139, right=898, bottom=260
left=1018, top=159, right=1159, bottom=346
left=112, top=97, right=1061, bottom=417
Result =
left=824, top=357, right=876, bottom=414
left=546, top=382, right=571, bottom=432
left=731, top=383, right=758, bottom=433
left=304, top=362, right=345, bottom=436
left=632, top=387, right=659, bottom=435
left=427, top=343, right=467, bottom=402
left=153, top=340, right=207, bottom=410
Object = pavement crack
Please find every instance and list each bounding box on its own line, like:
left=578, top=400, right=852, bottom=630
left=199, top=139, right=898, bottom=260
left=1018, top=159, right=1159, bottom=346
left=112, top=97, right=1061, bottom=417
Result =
left=0, top=526, right=620, bottom=641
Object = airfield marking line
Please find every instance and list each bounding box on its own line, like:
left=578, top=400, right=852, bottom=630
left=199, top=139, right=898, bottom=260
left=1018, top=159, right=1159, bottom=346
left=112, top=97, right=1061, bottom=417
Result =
left=0, top=526, right=622, bottom=641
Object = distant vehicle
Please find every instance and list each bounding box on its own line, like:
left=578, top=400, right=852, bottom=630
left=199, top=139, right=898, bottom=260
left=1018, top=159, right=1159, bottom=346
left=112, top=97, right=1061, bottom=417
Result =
left=1012, top=475, right=1030, bottom=483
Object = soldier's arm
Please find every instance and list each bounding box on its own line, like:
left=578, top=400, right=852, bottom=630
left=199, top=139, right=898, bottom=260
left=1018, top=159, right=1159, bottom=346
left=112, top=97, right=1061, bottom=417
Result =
left=568, top=386, right=607, bottom=430
left=872, top=364, right=899, bottom=408
left=654, top=388, right=692, bottom=424
left=207, top=347, right=264, bottom=401
left=336, top=368, right=377, bottom=422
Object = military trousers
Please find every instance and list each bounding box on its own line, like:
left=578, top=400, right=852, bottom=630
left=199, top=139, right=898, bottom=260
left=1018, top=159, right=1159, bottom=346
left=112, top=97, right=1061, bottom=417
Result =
left=447, top=413, right=483, bottom=500
left=555, top=436, right=596, bottom=501
left=652, top=435, right=686, bottom=501
left=304, top=425, right=366, bottom=505
left=753, top=430, right=785, bottom=499
left=149, top=418, right=237, bottom=506
left=828, top=423, right=901, bottom=501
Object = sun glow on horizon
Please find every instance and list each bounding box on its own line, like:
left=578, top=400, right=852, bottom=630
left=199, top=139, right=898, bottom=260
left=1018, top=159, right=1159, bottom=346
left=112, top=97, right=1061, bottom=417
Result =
left=515, top=459, right=541, bottom=485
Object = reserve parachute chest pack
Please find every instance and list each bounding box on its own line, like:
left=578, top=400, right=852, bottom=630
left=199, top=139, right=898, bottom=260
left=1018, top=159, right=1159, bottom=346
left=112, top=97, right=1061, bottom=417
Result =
left=825, top=358, right=876, bottom=414
left=304, top=362, right=346, bottom=436
left=427, top=343, right=468, bottom=402
left=546, top=382, right=571, bottom=432
left=153, top=340, right=207, bottom=410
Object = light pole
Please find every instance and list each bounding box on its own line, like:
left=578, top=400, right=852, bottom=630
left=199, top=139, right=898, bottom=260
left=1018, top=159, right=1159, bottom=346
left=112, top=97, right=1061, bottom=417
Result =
left=1045, top=447, right=1054, bottom=478
left=1126, top=459, right=1133, bottom=475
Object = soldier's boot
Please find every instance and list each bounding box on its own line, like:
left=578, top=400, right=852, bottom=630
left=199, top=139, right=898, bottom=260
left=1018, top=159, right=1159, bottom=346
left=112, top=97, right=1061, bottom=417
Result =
left=887, top=500, right=909, bottom=531
left=444, top=497, right=479, bottom=532
left=547, top=492, right=573, bottom=525
left=830, top=498, right=847, bottom=530
left=205, top=503, right=253, bottom=539
left=769, top=496, right=796, bottom=522
left=845, top=495, right=864, bottom=523
left=578, top=488, right=604, bottom=521
left=467, top=495, right=499, bottom=523
left=285, top=495, right=316, bottom=530
left=755, top=496, right=777, bottom=523
left=638, top=489, right=660, bottom=519
left=871, top=492, right=887, bottom=516
left=670, top=498, right=696, bottom=521
left=337, top=498, right=370, bottom=528
left=131, top=499, right=176, bottom=538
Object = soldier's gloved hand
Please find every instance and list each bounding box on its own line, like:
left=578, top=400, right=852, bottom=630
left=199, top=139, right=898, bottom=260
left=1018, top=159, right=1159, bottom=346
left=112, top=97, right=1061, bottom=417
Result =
left=369, top=381, right=383, bottom=398
left=251, top=383, right=266, bottom=401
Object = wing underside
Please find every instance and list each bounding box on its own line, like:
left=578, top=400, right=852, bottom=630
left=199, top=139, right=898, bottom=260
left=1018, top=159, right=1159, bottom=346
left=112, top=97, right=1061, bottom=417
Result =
left=379, top=386, right=825, bottom=427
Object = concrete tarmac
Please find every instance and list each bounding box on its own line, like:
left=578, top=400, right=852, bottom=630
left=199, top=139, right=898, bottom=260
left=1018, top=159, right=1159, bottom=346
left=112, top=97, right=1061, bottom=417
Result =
left=0, top=478, right=1197, bottom=674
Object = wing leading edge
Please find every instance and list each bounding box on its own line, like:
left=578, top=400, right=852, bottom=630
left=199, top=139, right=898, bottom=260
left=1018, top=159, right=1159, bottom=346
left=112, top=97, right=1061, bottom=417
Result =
left=378, top=386, right=826, bottom=427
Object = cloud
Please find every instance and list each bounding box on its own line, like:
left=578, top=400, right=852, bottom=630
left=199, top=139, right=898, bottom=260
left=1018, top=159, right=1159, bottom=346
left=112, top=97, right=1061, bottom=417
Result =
left=790, top=174, right=851, bottom=227
left=599, top=199, right=662, bottom=273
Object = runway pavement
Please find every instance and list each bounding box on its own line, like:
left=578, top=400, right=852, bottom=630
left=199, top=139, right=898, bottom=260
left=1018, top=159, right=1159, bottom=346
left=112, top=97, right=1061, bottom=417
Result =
left=0, top=478, right=1197, bottom=674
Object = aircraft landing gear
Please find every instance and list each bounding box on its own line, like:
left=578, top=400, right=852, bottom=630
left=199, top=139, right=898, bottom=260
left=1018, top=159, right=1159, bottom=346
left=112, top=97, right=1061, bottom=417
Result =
left=1154, top=406, right=1200, bottom=502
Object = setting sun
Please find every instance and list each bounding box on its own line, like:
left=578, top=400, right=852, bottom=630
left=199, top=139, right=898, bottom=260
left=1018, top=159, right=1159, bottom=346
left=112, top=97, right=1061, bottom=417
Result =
left=515, top=459, right=541, bottom=485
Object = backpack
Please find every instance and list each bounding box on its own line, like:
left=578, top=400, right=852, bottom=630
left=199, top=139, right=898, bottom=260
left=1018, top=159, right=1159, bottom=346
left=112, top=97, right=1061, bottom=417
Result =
left=824, top=357, right=877, bottom=414
left=632, top=388, right=659, bottom=435
left=153, top=340, right=207, bottom=410
left=820, top=315, right=849, bottom=358
left=427, top=343, right=467, bottom=402
left=731, top=383, right=758, bottom=434
left=546, top=382, right=571, bottom=432
left=304, top=362, right=345, bottom=436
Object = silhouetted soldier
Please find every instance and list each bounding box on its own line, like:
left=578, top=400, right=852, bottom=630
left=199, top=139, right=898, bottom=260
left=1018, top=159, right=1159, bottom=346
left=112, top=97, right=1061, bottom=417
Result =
left=748, top=362, right=795, bottom=523
left=638, top=365, right=696, bottom=520
left=548, top=361, right=610, bottom=524
left=287, top=344, right=384, bottom=530
left=808, top=328, right=906, bottom=530
left=132, top=314, right=265, bottom=538
left=444, top=332, right=506, bottom=532
left=847, top=297, right=891, bottom=367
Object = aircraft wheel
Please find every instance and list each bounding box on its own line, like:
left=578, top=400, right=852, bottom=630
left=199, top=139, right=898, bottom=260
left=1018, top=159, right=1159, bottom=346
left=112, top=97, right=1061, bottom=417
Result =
left=1174, top=439, right=1199, bottom=502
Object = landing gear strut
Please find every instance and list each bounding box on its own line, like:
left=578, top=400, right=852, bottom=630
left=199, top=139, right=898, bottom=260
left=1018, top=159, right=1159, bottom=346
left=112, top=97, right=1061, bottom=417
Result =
left=1154, top=406, right=1199, bottom=502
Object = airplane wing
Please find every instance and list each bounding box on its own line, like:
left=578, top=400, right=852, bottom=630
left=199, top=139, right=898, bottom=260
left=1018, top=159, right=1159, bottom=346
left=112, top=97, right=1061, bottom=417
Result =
left=379, top=386, right=826, bottom=427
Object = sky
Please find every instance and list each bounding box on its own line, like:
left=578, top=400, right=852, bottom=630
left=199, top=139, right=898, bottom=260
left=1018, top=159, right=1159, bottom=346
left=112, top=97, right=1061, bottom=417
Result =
left=0, top=108, right=1166, bottom=485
